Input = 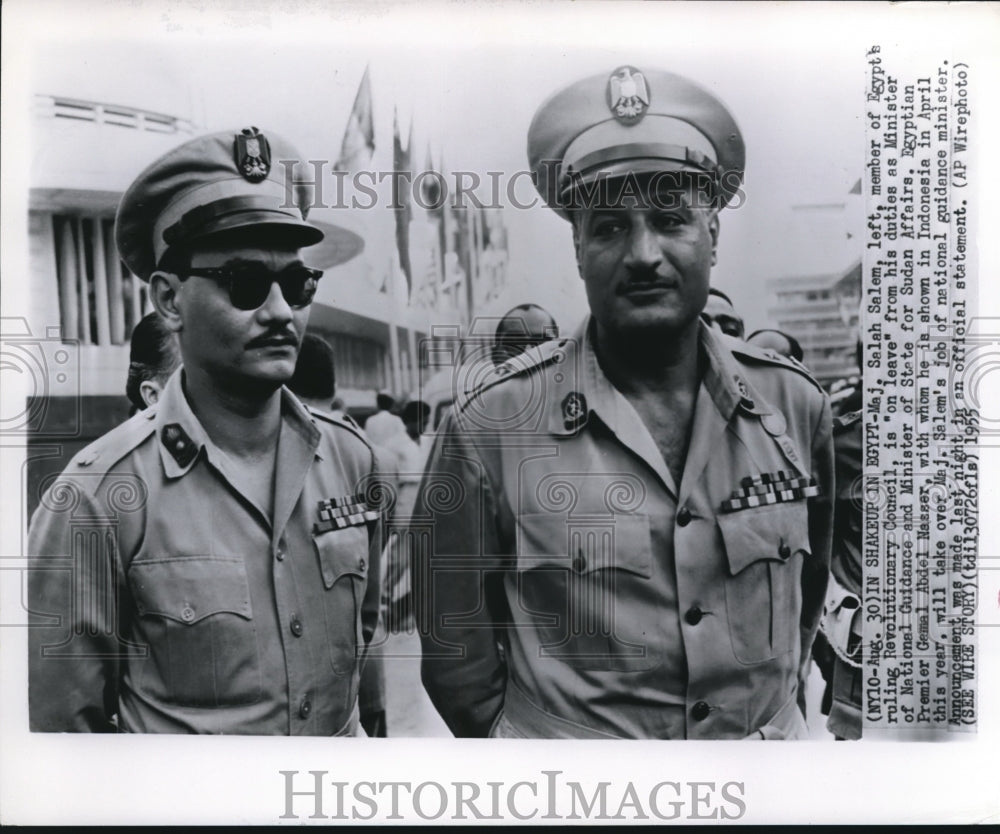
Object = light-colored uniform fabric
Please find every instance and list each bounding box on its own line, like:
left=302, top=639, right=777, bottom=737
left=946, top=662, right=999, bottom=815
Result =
left=413, top=317, right=833, bottom=739
left=28, top=369, right=382, bottom=734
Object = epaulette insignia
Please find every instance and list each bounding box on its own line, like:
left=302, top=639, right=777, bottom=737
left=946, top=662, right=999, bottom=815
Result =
left=309, top=408, right=374, bottom=451
left=70, top=411, right=156, bottom=476
left=458, top=344, right=563, bottom=412
left=733, top=343, right=825, bottom=394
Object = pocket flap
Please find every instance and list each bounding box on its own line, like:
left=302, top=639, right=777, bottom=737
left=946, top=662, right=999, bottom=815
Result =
left=517, top=512, right=652, bottom=578
left=314, top=526, right=369, bottom=589
left=129, top=556, right=252, bottom=624
left=718, top=502, right=812, bottom=576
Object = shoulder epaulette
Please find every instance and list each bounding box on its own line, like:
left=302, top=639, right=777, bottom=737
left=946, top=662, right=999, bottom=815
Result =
left=456, top=340, right=565, bottom=412
left=309, top=407, right=374, bottom=452
left=731, top=340, right=826, bottom=394
left=68, top=408, right=158, bottom=488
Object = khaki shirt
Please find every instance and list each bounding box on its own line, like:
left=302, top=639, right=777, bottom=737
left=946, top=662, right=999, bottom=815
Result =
left=28, top=369, right=382, bottom=734
left=413, top=317, right=833, bottom=739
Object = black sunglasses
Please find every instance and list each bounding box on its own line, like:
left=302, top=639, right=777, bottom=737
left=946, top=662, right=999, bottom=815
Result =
left=183, top=263, right=323, bottom=310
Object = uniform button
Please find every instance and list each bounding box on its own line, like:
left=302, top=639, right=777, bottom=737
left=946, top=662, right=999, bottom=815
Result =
left=691, top=701, right=711, bottom=721
left=572, top=553, right=586, bottom=572
left=290, top=617, right=304, bottom=637
left=778, top=543, right=791, bottom=560
left=676, top=507, right=692, bottom=527
left=276, top=545, right=285, bottom=561
left=181, top=606, right=195, bottom=622
left=299, top=698, right=312, bottom=719
left=359, top=558, right=366, bottom=571
left=685, top=606, right=704, bottom=626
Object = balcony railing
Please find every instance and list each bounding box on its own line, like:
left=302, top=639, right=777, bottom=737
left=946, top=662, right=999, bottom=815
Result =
left=35, top=95, right=195, bottom=136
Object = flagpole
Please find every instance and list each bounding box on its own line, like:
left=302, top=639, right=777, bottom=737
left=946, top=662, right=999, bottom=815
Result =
left=387, top=257, right=403, bottom=397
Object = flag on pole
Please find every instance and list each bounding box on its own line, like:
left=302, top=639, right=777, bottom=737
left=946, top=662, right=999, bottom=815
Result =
left=334, top=66, right=375, bottom=172
left=393, top=109, right=413, bottom=299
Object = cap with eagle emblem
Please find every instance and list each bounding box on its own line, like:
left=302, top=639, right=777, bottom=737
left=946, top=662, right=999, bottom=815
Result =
left=116, top=126, right=327, bottom=282
left=528, top=66, right=745, bottom=218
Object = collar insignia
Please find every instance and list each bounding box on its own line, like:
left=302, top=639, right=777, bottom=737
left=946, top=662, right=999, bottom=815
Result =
left=562, top=391, right=588, bottom=431
left=162, top=423, right=197, bottom=468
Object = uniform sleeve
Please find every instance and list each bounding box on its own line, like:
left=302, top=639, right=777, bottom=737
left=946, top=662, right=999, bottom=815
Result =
left=27, top=479, right=122, bottom=732
left=799, top=391, right=835, bottom=709
left=411, top=412, right=508, bottom=737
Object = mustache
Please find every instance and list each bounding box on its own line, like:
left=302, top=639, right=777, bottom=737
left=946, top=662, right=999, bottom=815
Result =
left=245, top=330, right=299, bottom=349
left=618, top=265, right=676, bottom=291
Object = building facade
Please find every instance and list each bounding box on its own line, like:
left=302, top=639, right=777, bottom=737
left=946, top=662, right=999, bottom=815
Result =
left=765, top=260, right=861, bottom=387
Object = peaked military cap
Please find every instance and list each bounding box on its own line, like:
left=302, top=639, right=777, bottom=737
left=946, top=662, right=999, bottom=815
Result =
left=527, top=66, right=745, bottom=218
left=116, top=126, right=325, bottom=281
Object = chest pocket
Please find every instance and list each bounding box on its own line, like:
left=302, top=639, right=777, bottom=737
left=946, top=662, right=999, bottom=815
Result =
left=717, top=501, right=811, bottom=664
left=313, top=525, right=369, bottom=678
left=515, top=512, right=655, bottom=671
left=128, top=556, right=261, bottom=707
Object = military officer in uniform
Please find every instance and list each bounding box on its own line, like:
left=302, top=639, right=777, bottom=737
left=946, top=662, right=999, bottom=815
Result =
left=412, top=67, right=834, bottom=739
left=28, top=127, right=381, bottom=734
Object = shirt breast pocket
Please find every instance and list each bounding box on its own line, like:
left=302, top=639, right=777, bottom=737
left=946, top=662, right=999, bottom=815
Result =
left=313, top=525, right=369, bottom=677
left=128, top=556, right=261, bottom=707
left=717, top=502, right=811, bottom=664
left=516, top=512, right=654, bottom=671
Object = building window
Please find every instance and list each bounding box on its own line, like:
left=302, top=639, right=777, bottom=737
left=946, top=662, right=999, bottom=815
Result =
left=324, top=331, right=388, bottom=391
left=52, top=214, right=149, bottom=346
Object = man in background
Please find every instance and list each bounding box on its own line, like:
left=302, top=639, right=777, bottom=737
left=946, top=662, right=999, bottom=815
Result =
left=702, top=287, right=745, bottom=339
left=747, top=328, right=805, bottom=363
left=364, top=391, right=407, bottom=446
left=125, top=311, right=181, bottom=414
left=492, top=303, right=559, bottom=366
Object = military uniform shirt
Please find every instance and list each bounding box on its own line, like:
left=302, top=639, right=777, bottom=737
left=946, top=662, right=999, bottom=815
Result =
left=28, top=369, right=382, bottom=734
left=413, top=317, right=834, bottom=739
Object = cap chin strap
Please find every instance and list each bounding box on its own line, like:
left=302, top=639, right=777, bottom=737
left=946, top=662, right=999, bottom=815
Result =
left=152, top=177, right=295, bottom=264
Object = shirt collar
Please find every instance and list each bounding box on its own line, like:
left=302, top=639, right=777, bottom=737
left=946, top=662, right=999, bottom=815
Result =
left=155, top=368, right=321, bottom=480
left=544, top=315, right=774, bottom=437
left=699, top=321, right=776, bottom=420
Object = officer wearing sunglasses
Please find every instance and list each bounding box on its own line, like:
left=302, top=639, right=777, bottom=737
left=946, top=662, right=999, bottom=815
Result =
left=28, top=127, right=382, bottom=736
